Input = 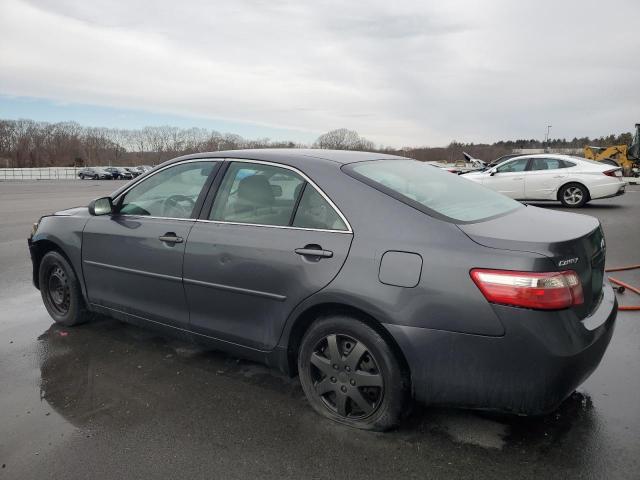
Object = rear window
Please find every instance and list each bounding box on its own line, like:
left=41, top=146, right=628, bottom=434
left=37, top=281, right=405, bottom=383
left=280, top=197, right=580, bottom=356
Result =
left=344, top=159, right=522, bottom=223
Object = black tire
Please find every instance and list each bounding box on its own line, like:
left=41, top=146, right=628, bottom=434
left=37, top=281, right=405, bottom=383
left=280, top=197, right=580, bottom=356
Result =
left=559, top=183, right=589, bottom=208
left=93, top=174, right=99, bottom=180
left=298, top=314, right=408, bottom=431
left=79, top=174, right=84, bottom=180
left=39, top=251, right=92, bottom=326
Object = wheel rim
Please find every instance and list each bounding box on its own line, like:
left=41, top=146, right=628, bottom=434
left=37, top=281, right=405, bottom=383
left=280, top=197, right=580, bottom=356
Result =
left=308, top=334, right=384, bottom=419
left=46, top=264, right=70, bottom=315
left=563, top=186, right=583, bottom=205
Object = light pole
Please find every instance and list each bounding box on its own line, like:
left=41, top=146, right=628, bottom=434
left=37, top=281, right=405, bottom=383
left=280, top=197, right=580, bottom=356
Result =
left=544, top=125, right=552, bottom=151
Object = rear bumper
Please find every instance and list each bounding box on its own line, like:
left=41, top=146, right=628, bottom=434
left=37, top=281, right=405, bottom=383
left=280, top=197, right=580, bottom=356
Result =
left=385, top=282, right=617, bottom=414
left=590, top=181, right=626, bottom=200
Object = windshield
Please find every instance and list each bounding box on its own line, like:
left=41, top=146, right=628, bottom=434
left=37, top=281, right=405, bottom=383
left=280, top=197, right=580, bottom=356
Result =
left=345, top=159, right=522, bottom=223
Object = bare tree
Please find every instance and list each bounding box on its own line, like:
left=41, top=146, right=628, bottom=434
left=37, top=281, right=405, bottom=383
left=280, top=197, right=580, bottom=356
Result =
left=314, top=128, right=374, bottom=151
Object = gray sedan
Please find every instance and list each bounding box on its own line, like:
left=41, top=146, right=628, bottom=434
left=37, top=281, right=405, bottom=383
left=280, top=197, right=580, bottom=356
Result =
left=28, top=149, right=616, bottom=430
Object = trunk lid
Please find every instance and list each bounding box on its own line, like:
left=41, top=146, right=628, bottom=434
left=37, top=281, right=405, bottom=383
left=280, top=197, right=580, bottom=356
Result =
left=458, top=205, right=605, bottom=319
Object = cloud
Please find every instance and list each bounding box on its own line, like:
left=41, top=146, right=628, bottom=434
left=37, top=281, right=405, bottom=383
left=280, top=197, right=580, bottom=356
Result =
left=0, top=0, right=639, bottom=146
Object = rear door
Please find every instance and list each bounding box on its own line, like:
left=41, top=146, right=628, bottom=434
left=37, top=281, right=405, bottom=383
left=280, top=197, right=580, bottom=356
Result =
left=525, top=157, right=570, bottom=200
left=82, top=160, right=219, bottom=329
left=183, top=160, right=353, bottom=350
left=483, top=158, right=529, bottom=199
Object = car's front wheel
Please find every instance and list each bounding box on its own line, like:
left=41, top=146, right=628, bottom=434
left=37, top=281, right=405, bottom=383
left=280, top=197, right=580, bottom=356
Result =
left=39, top=251, right=92, bottom=326
left=560, top=183, right=589, bottom=208
left=298, top=314, right=408, bottom=431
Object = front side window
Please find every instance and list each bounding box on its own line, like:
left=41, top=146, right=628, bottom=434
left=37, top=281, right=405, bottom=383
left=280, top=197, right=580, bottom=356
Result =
left=119, top=161, right=215, bottom=218
left=345, top=159, right=522, bottom=223
left=496, top=158, right=529, bottom=173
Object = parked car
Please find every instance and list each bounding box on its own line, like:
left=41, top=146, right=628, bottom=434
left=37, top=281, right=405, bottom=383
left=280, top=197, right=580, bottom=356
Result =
left=77, top=167, right=113, bottom=180
left=104, top=167, right=134, bottom=180
left=463, top=154, right=626, bottom=207
left=486, top=153, right=526, bottom=167
left=137, top=165, right=153, bottom=174
left=29, top=149, right=616, bottom=431
left=424, top=161, right=462, bottom=174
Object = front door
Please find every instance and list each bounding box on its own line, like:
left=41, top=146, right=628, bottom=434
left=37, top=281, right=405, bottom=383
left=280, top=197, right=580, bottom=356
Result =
left=82, top=160, right=219, bottom=328
left=183, top=160, right=353, bottom=350
left=484, top=157, right=529, bottom=199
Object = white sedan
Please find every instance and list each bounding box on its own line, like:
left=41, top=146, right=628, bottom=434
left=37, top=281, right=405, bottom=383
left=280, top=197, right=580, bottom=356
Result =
left=463, top=154, right=626, bottom=207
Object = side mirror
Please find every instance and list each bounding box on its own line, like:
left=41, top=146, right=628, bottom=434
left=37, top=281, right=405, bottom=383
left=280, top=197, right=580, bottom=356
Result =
left=88, top=197, right=113, bottom=216
left=489, top=168, right=498, bottom=176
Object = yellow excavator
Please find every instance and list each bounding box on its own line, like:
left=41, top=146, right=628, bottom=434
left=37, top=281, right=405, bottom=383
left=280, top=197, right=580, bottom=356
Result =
left=584, top=123, right=640, bottom=177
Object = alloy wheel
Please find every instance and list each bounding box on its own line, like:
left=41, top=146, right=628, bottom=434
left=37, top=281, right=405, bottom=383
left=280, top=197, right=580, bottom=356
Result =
left=309, top=334, right=384, bottom=419
left=563, top=186, right=584, bottom=206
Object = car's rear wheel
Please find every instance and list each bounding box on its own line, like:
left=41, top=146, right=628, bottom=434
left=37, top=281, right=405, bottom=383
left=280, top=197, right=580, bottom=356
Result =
left=39, top=251, right=92, bottom=326
left=298, top=315, right=407, bottom=431
left=560, top=183, right=589, bottom=208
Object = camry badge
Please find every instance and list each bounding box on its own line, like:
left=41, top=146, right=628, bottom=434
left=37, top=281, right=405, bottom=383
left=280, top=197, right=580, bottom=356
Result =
left=558, top=257, right=579, bottom=267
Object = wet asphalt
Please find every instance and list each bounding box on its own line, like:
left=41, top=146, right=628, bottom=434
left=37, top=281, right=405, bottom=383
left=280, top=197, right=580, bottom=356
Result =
left=0, top=180, right=639, bottom=479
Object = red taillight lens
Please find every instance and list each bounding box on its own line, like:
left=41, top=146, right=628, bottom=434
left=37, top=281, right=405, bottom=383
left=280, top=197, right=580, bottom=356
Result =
left=470, top=269, right=584, bottom=310
left=603, top=168, right=621, bottom=177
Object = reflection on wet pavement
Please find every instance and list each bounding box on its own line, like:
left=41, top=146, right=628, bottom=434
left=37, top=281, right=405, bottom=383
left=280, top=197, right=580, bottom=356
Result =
left=7, top=312, right=630, bottom=479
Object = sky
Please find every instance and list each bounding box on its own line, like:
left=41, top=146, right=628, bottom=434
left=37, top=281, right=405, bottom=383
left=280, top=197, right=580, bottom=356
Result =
left=1, top=0, right=639, bottom=147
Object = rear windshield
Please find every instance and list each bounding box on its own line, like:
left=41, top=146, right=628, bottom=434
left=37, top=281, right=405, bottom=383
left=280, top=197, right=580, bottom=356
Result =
left=344, top=159, right=522, bottom=223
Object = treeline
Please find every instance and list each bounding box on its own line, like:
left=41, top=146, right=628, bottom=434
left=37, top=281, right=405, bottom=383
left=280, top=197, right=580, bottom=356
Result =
left=0, top=118, right=633, bottom=168
left=0, top=119, right=302, bottom=168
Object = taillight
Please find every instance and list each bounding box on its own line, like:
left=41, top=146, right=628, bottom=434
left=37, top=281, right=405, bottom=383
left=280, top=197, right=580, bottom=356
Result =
left=470, top=269, right=584, bottom=310
left=603, top=169, right=621, bottom=177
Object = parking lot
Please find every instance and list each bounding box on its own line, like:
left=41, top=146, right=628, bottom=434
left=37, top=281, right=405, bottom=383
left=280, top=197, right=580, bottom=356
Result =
left=1, top=180, right=639, bottom=479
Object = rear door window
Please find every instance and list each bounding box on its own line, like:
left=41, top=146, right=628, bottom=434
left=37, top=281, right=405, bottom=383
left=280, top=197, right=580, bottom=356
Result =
left=292, top=185, right=348, bottom=231
left=210, top=161, right=349, bottom=231
left=530, top=158, right=568, bottom=170
left=210, top=162, right=304, bottom=226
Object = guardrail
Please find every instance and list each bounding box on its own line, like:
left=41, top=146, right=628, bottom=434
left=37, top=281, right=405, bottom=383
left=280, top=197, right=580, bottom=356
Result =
left=0, top=168, right=80, bottom=180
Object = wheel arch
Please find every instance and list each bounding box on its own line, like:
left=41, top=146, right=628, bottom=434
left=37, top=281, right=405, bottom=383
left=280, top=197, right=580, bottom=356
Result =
left=31, top=239, right=83, bottom=298
left=285, top=302, right=411, bottom=385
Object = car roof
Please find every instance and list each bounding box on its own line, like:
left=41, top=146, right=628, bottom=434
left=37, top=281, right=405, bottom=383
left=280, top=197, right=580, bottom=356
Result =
left=503, top=153, right=581, bottom=161
left=163, top=148, right=406, bottom=169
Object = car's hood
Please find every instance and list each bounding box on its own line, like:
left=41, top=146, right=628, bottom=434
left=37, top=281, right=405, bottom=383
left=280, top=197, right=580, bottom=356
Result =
left=460, top=170, right=485, bottom=178
left=52, top=206, right=90, bottom=217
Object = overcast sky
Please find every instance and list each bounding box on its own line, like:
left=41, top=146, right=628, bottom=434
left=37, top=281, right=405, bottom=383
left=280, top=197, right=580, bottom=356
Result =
left=1, top=0, right=639, bottom=147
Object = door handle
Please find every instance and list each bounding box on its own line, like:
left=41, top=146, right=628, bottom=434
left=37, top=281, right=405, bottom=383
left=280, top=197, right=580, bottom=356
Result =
left=295, top=247, right=333, bottom=258
left=159, top=233, right=183, bottom=244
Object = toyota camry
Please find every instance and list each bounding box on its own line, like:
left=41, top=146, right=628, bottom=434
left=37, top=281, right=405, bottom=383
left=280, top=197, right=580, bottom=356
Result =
left=28, top=149, right=617, bottom=430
